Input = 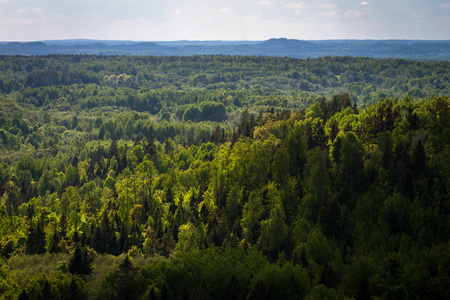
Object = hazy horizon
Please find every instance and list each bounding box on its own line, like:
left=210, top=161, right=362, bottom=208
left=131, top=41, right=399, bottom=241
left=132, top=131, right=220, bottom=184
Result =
left=2, top=38, right=450, bottom=44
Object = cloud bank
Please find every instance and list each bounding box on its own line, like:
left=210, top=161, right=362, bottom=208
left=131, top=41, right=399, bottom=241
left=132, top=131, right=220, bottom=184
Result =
left=0, top=0, right=448, bottom=40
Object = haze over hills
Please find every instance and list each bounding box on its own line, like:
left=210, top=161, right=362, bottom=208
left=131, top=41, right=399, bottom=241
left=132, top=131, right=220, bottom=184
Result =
left=1, top=38, right=449, bottom=60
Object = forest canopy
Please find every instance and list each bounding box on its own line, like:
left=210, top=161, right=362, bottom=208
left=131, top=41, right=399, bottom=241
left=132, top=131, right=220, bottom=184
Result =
left=0, top=55, right=449, bottom=299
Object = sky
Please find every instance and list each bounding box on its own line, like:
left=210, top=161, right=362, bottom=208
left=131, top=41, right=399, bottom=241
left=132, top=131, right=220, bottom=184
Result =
left=0, top=0, right=449, bottom=41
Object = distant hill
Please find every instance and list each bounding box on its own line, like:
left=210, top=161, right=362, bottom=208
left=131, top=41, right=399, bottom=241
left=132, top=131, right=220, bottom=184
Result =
left=258, top=38, right=315, bottom=47
left=0, top=38, right=449, bottom=60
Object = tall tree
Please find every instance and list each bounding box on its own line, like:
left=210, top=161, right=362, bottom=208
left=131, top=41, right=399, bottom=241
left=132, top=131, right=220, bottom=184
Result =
left=68, top=245, right=93, bottom=276
left=113, top=256, right=140, bottom=300
left=258, top=201, right=288, bottom=258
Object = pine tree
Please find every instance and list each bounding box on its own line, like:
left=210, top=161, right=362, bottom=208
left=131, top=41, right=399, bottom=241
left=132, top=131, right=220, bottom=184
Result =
left=146, top=286, right=158, bottom=300
left=145, top=125, right=156, bottom=156
left=108, top=138, right=119, bottom=159
left=225, top=274, right=240, bottom=300
left=68, top=276, right=81, bottom=300
left=92, top=225, right=104, bottom=253
left=48, top=229, right=61, bottom=253
left=266, top=281, right=279, bottom=300
left=25, top=218, right=47, bottom=254
left=108, top=227, right=119, bottom=256
left=180, top=282, right=190, bottom=300
left=247, top=279, right=267, bottom=300
left=26, top=203, right=34, bottom=221
left=412, top=140, right=426, bottom=177
left=160, top=281, right=172, bottom=300
left=119, top=224, right=129, bottom=252
left=59, top=212, right=68, bottom=239
left=407, top=110, right=421, bottom=131
left=114, top=256, right=140, bottom=300
left=72, top=230, right=80, bottom=244
left=41, top=278, right=53, bottom=299
left=68, top=245, right=93, bottom=276
left=18, top=289, right=29, bottom=300
left=25, top=221, right=36, bottom=254
left=36, top=218, right=47, bottom=254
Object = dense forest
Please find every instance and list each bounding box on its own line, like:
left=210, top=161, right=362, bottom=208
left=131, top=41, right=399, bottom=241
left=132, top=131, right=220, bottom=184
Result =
left=0, top=55, right=449, bottom=299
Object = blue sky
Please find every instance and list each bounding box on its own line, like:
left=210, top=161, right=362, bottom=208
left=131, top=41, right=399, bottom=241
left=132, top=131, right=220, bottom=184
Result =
left=0, top=0, right=449, bottom=41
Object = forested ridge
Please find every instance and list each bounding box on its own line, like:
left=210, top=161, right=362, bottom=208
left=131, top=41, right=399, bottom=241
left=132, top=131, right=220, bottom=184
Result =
left=1, top=39, right=450, bottom=60
left=0, top=55, right=449, bottom=299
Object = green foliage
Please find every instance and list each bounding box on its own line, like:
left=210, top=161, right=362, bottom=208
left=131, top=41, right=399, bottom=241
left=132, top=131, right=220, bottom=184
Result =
left=0, top=54, right=449, bottom=299
left=109, top=255, right=142, bottom=299
left=258, top=201, right=288, bottom=256
left=175, top=222, right=200, bottom=255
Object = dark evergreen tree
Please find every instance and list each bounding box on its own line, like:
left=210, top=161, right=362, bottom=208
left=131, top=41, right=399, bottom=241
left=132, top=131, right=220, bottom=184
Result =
left=412, top=140, right=426, bottom=177
left=266, top=281, right=279, bottom=300
left=68, top=245, right=93, bottom=276
left=72, top=230, right=80, bottom=244
left=114, top=256, right=140, bottom=300
left=393, top=140, right=412, bottom=195
left=108, top=227, right=120, bottom=256
left=59, top=212, right=68, bottom=239
left=247, top=279, right=267, bottom=300
left=318, top=199, right=341, bottom=239
left=26, top=203, right=34, bottom=221
left=41, top=278, right=53, bottom=300
left=100, top=210, right=111, bottom=250
left=108, top=138, right=119, bottom=159
left=150, top=287, right=159, bottom=300
left=180, top=282, right=190, bottom=300
left=18, top=289, right=29, bottom=300
left=319, top=262, right=337, bottom=288
left=238, top=109, right=254, bottom=138
left=68, top=276, right=82, bottom=300
left=145, top=125, right=156, bottom=156
left=25, top=218, right=46, bottom=254
left=48, top=229, right=61, bottom=253
left=119, top=224, right=129, bottom=252
left=210, top=125, right=222, bottom=144
left=160, top=281, right=172, bottom=300
left=72, top=155, right=79, bottom=168
left=225, top=274, right=240, bottom=300
left=25, top=222, right=36, bottom=255
left=92, top=225, right=104, bottom=253
left=407, top=110, right=421, bottom=131
left=384, top=105, right=394, bottom=131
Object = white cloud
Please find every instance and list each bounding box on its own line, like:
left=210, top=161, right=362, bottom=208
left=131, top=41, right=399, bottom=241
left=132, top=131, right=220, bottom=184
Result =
left=283, top=2, right=304, bottom=16
left=283, top=2, right=303, bottom=9
left=344, top=10, right=364, bottom=18
left=18, top=7, right=46, bottom=16
left=170, top=10, right=181, bottom=22
left=321, top=9, right=340, bottom=17
left=439, top=3, right=450, bottom=8
left=360, top=2, right=369, bottom=5
left=320, top=4, right=339, bottom=17
left=321, top=4, right=338, bottom=10
left=413, top=10, right=425, bottom=18
left=257, top=0, right=273, bottom=6
left=219, top=7, right=231, bottom=14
